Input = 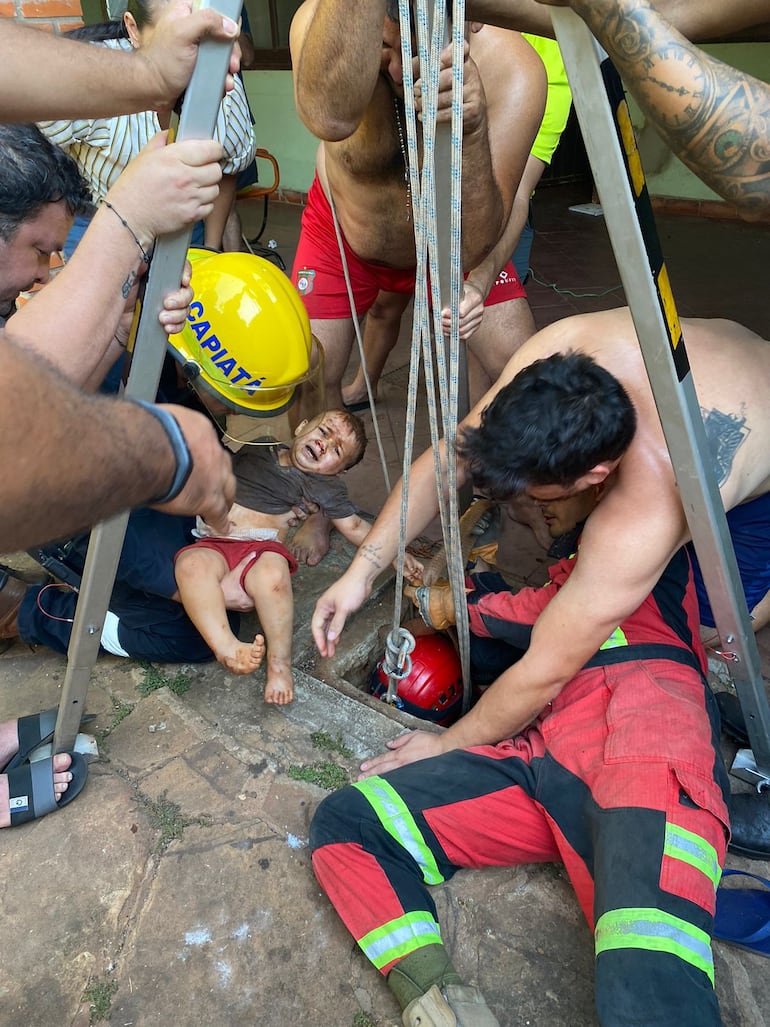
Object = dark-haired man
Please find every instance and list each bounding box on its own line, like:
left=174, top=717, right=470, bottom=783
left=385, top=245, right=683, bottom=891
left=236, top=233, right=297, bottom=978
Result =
left=0, top=125, right=240, bottom=667
left=313, top=307, right=770, bottom=821
left=0, top=123, right=233, bottom=551
left=313, top=306, right=770, bottom=670
left=307, top=306, right=770, bottom=1023
left=0, top=126, right=91, bottom=326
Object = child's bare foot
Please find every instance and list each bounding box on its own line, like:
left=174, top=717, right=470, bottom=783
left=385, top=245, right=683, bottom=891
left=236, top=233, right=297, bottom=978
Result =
left=264, top=657, right=294, bottom=705
left=220, top=634, right=266, bottom=675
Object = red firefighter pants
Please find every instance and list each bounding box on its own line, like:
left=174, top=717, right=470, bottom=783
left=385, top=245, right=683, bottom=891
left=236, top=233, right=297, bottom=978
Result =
left=310, top=658, right=730, bottom=1026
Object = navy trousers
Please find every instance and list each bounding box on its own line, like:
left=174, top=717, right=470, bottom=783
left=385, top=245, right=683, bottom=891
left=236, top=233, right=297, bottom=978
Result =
left=19, top=508, right=239, bottom=663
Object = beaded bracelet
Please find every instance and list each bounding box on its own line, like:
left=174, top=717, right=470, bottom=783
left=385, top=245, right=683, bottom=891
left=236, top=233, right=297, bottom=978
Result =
left=101, top=199, right=153, bottom=265
left=131, top=400, right=193, bottom=505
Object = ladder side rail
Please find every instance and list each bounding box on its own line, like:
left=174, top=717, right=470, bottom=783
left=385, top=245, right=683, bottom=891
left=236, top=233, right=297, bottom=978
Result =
left=54, top=0, right=242, bottom=753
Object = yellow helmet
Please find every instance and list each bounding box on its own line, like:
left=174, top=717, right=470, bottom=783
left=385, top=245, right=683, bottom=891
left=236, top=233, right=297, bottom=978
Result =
left=169, top=251, right=313, bottom=416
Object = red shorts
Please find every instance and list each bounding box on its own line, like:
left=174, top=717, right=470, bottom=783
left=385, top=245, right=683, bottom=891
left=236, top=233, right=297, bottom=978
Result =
left=175, top=538, right=298, bottom=592
left=292, top=175, right=526, bottom=319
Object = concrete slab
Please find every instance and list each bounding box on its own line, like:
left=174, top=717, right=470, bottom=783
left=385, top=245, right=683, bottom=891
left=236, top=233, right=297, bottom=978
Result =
left=3, top=636, right=770, bottom=1027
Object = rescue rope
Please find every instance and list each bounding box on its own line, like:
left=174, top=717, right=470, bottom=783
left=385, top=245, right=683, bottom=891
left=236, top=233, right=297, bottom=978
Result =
left=331, top=0, right=473, bottom=711
left=326, top=189, right=393, bottom=492
left=389, top=0, right=472, bottom=712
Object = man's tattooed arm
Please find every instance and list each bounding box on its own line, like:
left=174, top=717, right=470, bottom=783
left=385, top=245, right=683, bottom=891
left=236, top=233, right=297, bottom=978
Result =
left=357, top=542, right=385, bottom=574
left=121, top=269, right=138, bottom=301
left=571, top=0, right=770, bottom=218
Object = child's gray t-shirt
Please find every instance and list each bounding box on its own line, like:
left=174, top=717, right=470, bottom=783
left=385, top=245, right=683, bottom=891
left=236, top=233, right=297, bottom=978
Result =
left=233, top=444, right=358, bottom=521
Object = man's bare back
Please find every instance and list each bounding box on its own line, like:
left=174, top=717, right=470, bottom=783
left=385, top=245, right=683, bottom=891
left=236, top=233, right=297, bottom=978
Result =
left=507, top=307, right=770, bottom=515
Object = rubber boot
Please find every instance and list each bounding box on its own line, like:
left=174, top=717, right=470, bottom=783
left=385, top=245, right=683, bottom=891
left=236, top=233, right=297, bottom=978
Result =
left=727, top=791, right=770, bottom=860
left=715, top=691, right=750, bottom=746
left=402, top=984, right=500, bottom=1027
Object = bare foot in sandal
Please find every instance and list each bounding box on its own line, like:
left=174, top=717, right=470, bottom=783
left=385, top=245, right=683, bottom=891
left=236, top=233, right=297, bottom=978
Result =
left=0, top=752, right=75, bottom=828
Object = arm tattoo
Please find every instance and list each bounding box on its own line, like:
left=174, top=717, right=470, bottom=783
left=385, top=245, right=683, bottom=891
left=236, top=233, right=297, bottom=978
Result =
left=358, top=542, right=384, bottom=571
left=700, top=405, right=750, bottom=487
left=121, top=269, right=138, bottom=300
left=581, top=0, right=770, bottom=215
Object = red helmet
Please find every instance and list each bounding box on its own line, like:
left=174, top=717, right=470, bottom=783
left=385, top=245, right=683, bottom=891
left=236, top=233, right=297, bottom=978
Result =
left=370, top=634, right=463, bottom=727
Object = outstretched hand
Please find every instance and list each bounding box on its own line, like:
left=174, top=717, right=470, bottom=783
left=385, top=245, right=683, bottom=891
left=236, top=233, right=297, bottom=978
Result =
left=311, top=571, right=371, bottom=658
left=357, top=730, right=448, bottom=780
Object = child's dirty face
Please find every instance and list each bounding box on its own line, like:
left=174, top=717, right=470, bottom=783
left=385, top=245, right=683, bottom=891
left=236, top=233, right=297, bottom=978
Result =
left=291, top=413, right=358, bottom=475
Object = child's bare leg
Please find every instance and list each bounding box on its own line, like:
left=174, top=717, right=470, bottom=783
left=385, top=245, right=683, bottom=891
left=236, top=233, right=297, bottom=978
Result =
left=175, top=548, right=264, bottom=675
left=243, top=552, right=294, bottom=704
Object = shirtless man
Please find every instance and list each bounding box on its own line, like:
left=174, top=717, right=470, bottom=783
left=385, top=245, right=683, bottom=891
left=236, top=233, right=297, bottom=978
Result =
left=312, top=307, right=770, bottom=768
left=291, top=0, right=545, bottom=406
left=288, top=0, right=545, bottom=562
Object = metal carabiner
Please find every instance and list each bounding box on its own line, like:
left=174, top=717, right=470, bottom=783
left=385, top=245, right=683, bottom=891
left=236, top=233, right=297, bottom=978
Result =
left=383, top=626, right=416, bottom=703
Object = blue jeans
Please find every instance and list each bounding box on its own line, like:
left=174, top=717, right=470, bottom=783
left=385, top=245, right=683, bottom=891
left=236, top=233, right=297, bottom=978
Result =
left=64, top=213, right=205, bottom=261
left=20, top=509, right=239, bottom=663
left=510, top=203, right=534, bottom=284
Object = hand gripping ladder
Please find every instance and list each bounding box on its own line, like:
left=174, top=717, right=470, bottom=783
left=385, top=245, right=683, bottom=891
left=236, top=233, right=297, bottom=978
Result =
left=52, top=0, right=243, bottom=757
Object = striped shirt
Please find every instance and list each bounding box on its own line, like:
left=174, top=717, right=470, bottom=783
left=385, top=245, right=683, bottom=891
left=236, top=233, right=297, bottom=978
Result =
left=38, top=38, right=256, bottom=201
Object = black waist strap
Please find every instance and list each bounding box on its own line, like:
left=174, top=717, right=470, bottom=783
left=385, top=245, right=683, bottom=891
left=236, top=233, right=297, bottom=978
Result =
left=583, top=642, right=703, bottom=677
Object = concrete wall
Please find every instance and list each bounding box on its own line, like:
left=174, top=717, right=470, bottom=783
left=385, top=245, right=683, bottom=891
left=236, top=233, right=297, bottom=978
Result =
left=243, top=71, right=317, bottom=196
left=245, top=43, right=770, bottom=204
